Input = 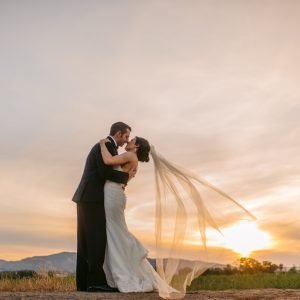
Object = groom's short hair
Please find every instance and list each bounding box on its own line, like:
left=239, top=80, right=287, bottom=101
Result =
left=110, top=122, right=132, bottom=135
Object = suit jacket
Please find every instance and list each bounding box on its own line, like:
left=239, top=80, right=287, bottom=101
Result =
left=72, top=137, right=129, bottom=203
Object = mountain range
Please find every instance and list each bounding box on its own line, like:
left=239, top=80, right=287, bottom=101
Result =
left=0, top=252, right=77, bottom=273
left=0, top=252, right=226, bottom=273
left=0, top=252, right=159, bottom=273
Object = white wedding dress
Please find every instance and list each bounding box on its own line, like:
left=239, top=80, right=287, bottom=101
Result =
left=102, top=149, right=255, bottom=299
left=103, top=180, right=180, bottom=298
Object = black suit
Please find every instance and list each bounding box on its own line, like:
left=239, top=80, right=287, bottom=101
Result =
left=72, top=137, right=128, bottom=291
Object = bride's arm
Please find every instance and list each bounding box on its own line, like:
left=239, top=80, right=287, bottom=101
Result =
left=100, top=139, right=132, bottom=166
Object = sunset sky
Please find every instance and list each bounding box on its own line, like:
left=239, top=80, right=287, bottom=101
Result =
left=1, top=0, right=300, bottom=266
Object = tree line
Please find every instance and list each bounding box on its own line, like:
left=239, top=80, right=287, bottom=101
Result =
left=203, top=257, right=298, bottom=275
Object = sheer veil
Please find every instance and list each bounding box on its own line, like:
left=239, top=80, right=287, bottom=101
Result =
left=150, top=146, right=255, bottom=299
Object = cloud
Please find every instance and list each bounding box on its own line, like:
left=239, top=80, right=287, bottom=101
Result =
left=0, top=0, right=300, bottom=264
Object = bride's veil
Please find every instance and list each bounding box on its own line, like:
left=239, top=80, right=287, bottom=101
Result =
left=150, top=146, right=255, bottom=299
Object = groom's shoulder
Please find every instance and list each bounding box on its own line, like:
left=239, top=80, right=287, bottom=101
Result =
left=88, top=141, right=113, bottom=156
left=92, top=142, right=100, bottom=149
left=88, top=143, right=100, bottom=154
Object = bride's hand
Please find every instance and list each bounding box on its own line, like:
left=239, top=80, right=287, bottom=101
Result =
left=128, top=169, right=137, bottom=180
left=100, top=138, right=110, bottom=144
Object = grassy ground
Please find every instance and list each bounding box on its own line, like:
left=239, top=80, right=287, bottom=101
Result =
left=0, top=275, right=75, bottom=292
left=1, top=273, right=300, bottom=292
left=188, top=273, right=300, bottom=290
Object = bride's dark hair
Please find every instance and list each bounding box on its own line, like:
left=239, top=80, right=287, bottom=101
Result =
left=135, top=137, right=150, bottom=162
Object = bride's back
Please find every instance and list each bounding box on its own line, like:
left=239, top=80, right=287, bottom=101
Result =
left=120, top=154, right=138, bottom=178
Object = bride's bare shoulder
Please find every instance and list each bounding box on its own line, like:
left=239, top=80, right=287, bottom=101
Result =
left=125, top=151, right=138, bottom=161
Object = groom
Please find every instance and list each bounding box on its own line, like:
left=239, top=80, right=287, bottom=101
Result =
left=72, top=122, right=133, bottom=292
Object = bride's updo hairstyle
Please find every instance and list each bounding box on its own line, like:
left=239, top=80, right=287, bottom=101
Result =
left=135, top=137, right=150, bottom=162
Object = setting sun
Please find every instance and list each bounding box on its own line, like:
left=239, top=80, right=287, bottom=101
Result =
left=223, top=222, right=272, bottom=257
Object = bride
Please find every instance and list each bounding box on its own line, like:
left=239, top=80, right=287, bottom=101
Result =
left=99, top=136, right=255, bottom=299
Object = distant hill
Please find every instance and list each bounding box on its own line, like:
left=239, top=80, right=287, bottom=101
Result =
left=0, top=252, right=76, bottom=273
left=0, top=252, right=157, bottom=273
left=0, top=252, right=223, bottom=273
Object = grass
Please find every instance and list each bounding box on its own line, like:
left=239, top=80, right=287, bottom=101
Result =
left=188, top=273, right=300, bottom=291
left=1, top=273, right=300, bottom=292
left=0, top=275, right=75, bottom=292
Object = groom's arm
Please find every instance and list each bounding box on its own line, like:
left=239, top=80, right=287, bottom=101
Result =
left=95, top=142, right=129, bottom=184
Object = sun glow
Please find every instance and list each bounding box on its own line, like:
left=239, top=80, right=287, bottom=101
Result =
left=223, top=221, right=272, bottom=257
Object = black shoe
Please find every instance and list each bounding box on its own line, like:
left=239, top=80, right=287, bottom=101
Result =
left=87, top=284, right=119, bottom=292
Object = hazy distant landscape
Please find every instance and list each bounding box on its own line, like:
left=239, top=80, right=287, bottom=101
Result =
left=1, top=252, right=300, bottom=299
left=1, top=252, right=300, bottom=290
left=0, top=252, right=76, bottom=273
left=0, top=252, right=158, bottom=273
left=1, top=252, right=299, bottom=273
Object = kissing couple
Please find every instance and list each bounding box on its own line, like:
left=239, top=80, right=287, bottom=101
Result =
left=72, top=121, right=255, bottom=299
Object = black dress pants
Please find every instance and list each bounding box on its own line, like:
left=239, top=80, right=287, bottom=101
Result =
left=76, top=202, right=107, bottom=291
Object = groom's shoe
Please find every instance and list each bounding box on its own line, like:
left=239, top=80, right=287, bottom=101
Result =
left=87, top=284, right=119, bottom=293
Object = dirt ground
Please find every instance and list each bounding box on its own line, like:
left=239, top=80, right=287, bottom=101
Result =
left=0, top=289, right=300, bottom=300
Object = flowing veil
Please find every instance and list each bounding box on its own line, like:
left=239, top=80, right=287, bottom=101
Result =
left=150, top=146, right=256, bottom=299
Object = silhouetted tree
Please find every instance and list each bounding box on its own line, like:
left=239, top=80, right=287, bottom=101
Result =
left=288, top=266, right=297, bottom=273
left=48, top=270, right=55, bottom=278
left=278, top=264, right=284, bottom=272
left=0, top=270, right=38, bottom=279
left=261, top=260, right=278, bottom=273
left=239, top=257, right=262, bottom=273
